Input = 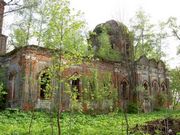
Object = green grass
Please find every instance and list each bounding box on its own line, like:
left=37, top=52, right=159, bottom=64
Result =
left=0, top=109, right=179, bottom=135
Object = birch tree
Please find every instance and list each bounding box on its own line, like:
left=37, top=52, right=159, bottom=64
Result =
left=129, top=9, right=166, bottom=60
left=39, top=0, right=88, bottom=134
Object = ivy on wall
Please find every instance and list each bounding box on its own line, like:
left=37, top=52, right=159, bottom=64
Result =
left=90, top=26, right=122, bottom=62
left=0, top=67, right=7, bottom=86
left=0, top=67, right=7, bottom=108
left=81, top=69, right=118, bottom=113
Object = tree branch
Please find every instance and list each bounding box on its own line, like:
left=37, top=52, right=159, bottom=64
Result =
left=172, top=29, right=180, bottom=40
left=4, top=4, right=35, bottom=16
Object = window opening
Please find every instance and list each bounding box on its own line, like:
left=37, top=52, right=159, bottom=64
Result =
left=161, top=84, right=166, bottom=92
left=121, top=80, right=128, bottom=100
left=40, top=72, right=50, bottom=99
left=72, top=78, right=80, bottom=100
left=9, top=74, right=15, bottom=100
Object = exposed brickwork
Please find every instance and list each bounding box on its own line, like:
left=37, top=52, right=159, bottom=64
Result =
left=0, top=2, right=170, bottom=112
left=0, top=0, right=7, bottom=55
left=0, top=45, right=169, bottom=112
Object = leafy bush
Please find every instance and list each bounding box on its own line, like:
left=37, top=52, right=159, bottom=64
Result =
left=95, top=26, right=122, bottom=61
left=127, top=102, right=138, bottom=113
left=81, top=70, right=118, bottom=114
left=154, top=93, right=166, bottom=110
left=0, top=82, right=7, bottom=109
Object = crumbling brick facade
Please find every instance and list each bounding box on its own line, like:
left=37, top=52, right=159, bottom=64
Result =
left=0, top=1, right=170, bottom=112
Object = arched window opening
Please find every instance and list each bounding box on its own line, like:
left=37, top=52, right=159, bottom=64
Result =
left=161, top=84, right=166, bottom=92
left=143, top=81, right=150, bottom=95
left=153, top=82, right=158, bottom=91
left=125, top=43, right=130, bottom=56
left=9, top=74, right=16, bottom=100
left=72, top=78, right=81, bottom=100
left=111, top=43, right=114, bottom=49
left=152, top=81, right=159, bottom=94
left=143, top=83, right=148, bottom=90
left=121, top=80, right=128, bottom=100
left=40, top=72, right=50, bottom=99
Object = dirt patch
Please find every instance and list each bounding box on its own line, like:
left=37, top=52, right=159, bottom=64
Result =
left=131, top=118, right=180, bottom=135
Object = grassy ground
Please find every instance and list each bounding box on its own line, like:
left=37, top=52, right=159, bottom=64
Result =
left=0, top=109, right=179, bottom=135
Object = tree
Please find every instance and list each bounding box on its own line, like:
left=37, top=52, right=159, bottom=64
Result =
left=166, top=17, right=180, bottom=54
left=5, top=0, right=36, bottom=16
left=8, top=0, right=40, bottom=48
left=169, top=67, right=180, bottom=109
left=167, top=17, right=180, bottom=40
left=129, top=9, right=166, bottom=60
left=8, top=0, right=89, bottom=134
left=7, top=2, right=45, bottom=134
left=37, top=0, right=88, bottom=134
left=93, top=27, right=121, bottom=61
left=9, top=28, right=27, bottom=47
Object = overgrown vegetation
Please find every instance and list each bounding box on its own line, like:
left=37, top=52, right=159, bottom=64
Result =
left=0, top=82, right=7, bottom=109
left=89, top=26, right=122, bottom=62
left=3, top=1, right=180, bottom=135
left=0, top=109, right=179, bottom=135
left=170, top=67, right=180, bottom=110
left=81, top=69, right=118, bottom=114
left=129, top=8, right=167, bottom=60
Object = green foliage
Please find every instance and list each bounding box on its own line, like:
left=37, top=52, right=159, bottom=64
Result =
left=169, top=67, right=180, bottom=108
left=135, top=84, right=147, bottom=111
left=0, top=67, right=7, bottom=109
left=9, top=28, right=28, bottom=48
left=154, top=93, right=167, bottom=111
left=130, top=8, right=166, bottom=60
left=170, top=67, right=180, bottom=92
left=10, top=1, right=91, bottom=134
left=9, top=0, right=90, bottom=55
left=166, top=17, right=180, bottom=54
left=81, top=69, right=118, bottom=114
left=39, top=72, right=52, bottom=99
left=127, top=102, right=138, bottom=114
left=41, top=0, right=87, bottom=53
left=95, top=27, right=121, bottom=61
left=0, top=82, right=7, bottom=108
left=9, top=0, right=39, bottom=47
left=32, top=0, right=89, bottom=107
left=63, top=78, right=83, bottom=112
left=0, top=109, right=179, bottom=135
left=0, top=67, right=7, bottom=86
left=70, top=93, right=83, bottom=112
left=0, top=67, right=7, bottom=108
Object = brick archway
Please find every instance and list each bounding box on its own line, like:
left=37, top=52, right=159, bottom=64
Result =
left=161, top=82, right=166, bottom=93
left=38, top=69, right=52, bottom=100
left=8, top=73, right=16, bottom=100
left=143, top=80, right=148, bottom=88
left=40, top=72, right=51, bottom=99
left=120, top=79, right=129, bottom=100
left=152, top=80, right=159, bottom=95
left=70, top=72, right=81, bottom=100
left=143, top=80, right=151, bottom=96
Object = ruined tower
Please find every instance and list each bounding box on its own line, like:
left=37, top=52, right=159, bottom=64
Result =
left=0, top=0, right=7, bottom=55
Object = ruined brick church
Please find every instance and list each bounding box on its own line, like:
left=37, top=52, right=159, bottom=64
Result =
left=0, top=0, right=170, bottom=112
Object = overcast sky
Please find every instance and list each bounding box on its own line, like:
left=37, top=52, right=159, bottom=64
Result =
left=71, top=0, right=180, bottom=29
left=71, top=0, right=180, bottom=69
left=4, top=0, right=180, bottom=68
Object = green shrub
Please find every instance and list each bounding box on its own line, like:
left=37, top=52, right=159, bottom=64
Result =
left=0, top=82, right=7, bottom=109
left=95, top=26, right=122, bottom=62
left=127, top=102, right=138, bottom=113
left=154, top=93, right=166, bottom=110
